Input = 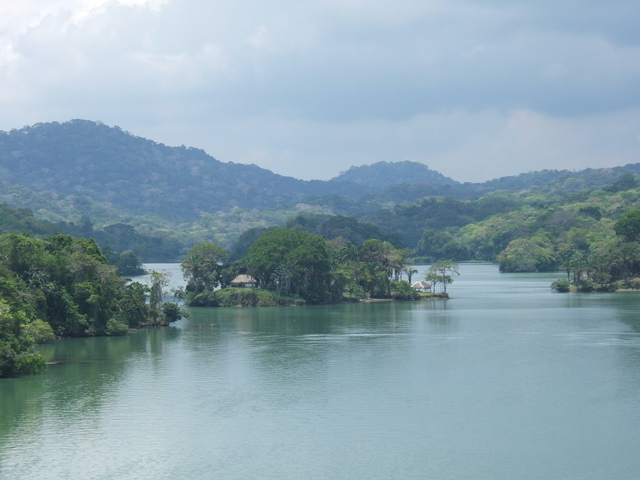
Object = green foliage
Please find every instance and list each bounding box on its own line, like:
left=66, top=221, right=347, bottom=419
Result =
left=192, top=232, right=412, bottom=306
left=0, top=300, right=47, bottom=377
left=144, top=270, right=184, bottom=326
left=286, top=214, right=401, bottom=247
left=0, top=232, right=176, bottom=377
left=497, top=236, right=557, bottom=273
left=0, top=203, right=62, bottom=236
left=105, top=317, right=129, bottom=336
left=116, top=282, right=149, bottom=328
left=245, top=229, right=333, bottom=304
left=161, top=302, right=186, bottom=324
left=112, top=250, right=145, bottom=276
left=4, top=121, right=640, bottom=266
left=191, top=288, right=301, bottom=307
left=7, top=120, right=640, bottom=285
left=551, top=279, right=571, bottom=292
left=374, top=193, right=528, bottom=250
left=181, top=242, right=229, bottom=298
left=614, top=209, right=640, bottom=242
left=605, top=173, right=638, bottom=193
left=66, top=221, right=182, bottom=263
left=391, top=280, right=420, bottom=300
left=148, top=270, right=170, bottom=322
left=426, top=260, right=459, bottom=294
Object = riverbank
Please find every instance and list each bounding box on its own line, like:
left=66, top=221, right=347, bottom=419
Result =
left=186, top=287, right=450, bottom=307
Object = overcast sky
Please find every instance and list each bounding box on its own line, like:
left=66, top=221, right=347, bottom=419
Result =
left=1, top=0, right=639, bottom=182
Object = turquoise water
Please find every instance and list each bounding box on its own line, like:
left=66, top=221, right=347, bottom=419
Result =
left=2, top=264, right=640, bottom=479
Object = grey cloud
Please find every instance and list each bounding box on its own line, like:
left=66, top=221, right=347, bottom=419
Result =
left=1, top=0, right=639, bottom=182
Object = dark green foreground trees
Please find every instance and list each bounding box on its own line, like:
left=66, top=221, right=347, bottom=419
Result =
left=0, top=233, right=182, bottom=377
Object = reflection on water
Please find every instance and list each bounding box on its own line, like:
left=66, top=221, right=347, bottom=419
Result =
left=2, top=264, right=640, bottom=479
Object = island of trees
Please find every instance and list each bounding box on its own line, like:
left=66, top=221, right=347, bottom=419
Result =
left=178, top=228, right=455, bottom=307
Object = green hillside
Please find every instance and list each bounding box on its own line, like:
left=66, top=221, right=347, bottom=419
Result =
left=1, top=120, right=639, bottom=262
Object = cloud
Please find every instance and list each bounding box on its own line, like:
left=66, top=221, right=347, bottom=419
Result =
left=1, top=0, right=640, bottom=182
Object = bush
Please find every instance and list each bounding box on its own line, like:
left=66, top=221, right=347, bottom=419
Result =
left=576, top=279, right=595, bottom=292
left=624, top=277, right=640, bottom=290
left=105, top=317, right=129, bottom=335
left=391, top=280, right=420, bottom=300
left=162, top=302, right=185, bottom=323
left=551, top=279, right=571, bottom=292
left=14, top=352, right=47, bottom=375
left=189, top=288, right=303, bottom=307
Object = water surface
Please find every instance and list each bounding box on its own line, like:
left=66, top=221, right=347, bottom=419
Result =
left=2, top=264, right=640, bottom=479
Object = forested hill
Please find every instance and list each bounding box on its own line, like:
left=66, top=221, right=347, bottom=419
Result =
left=2, top=119, right=640, bottom=260
left=332, top=161, right=457, bottom=188
left=2, top=120, right=638, bottom=222
left=0, top=120, right=375, bottom=220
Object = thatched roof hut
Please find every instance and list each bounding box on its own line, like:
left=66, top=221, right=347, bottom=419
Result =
left=230, top=274, right=257, bottom=287
left=411, top=281, right=431, bottom=291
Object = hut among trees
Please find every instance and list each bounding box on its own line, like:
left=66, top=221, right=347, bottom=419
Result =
left=231, top=274, right=257, bottom=287
left=411, top=281, right=431, bottom=292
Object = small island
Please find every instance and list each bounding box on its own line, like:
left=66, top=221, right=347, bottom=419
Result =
left=177, top=228, right=457, bottom=307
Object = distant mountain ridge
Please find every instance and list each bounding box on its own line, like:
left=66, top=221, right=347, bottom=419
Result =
left=332, top=161, right=457, bottom=188
left=1, top=119, right=639, bottom=254
left=1, top=120, right=466, bottom=219
left=0, top=120, right=345, bottom=220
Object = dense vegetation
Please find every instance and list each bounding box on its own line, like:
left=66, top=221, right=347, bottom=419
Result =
left=0, top=233, right=182, bottom=377
left=3, top=120, right=640, bottom=261
left=5, top=119, right=640, bottom=375
left=0, top=203, right=62, bottom=236
left=548, top=208, right=640, bottom=292
left=180, top=229, right=428, bottom=307
left=3, top=119, right=640, bottom=274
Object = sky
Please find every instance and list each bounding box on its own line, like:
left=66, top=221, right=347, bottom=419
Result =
left=1, top=0, right=640, bottom=183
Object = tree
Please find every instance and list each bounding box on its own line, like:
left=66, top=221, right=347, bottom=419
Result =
left=358, top=239, right=409, bottom=297
left=497, top=236, right=557, bottom=272
left=244, top=229, right=333, bottom=304
left=181, top=242, right=229, bottom=296
left=0, top=300, right=49, bottom=377
left=614, top=210, right=640, bottom=242
left=0, top=233, right=168, bottom=338
left=115, top=250, right=145, bottom=276
left=148, top=270, right=169, bottom=322
left=426, top=260, right=459, bottom=294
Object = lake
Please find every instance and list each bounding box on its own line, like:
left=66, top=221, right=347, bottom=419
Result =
left=2, top=263, right=640, bottom=479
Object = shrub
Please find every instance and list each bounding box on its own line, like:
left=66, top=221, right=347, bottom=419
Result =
left=551, top=279, right=571, bottom=292
left=576, top=279, right=595, bottom=292
left=189, top=288, right=303, bottom=307
left=391, top=280, right=420, bottom=300
left=105, top=317, right=129, bottom=335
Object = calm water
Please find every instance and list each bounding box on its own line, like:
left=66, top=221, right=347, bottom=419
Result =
left=2, top=264, right=640, bottom=479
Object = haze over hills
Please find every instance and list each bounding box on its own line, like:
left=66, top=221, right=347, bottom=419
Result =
left=1, top=119, right=639, bottom=258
